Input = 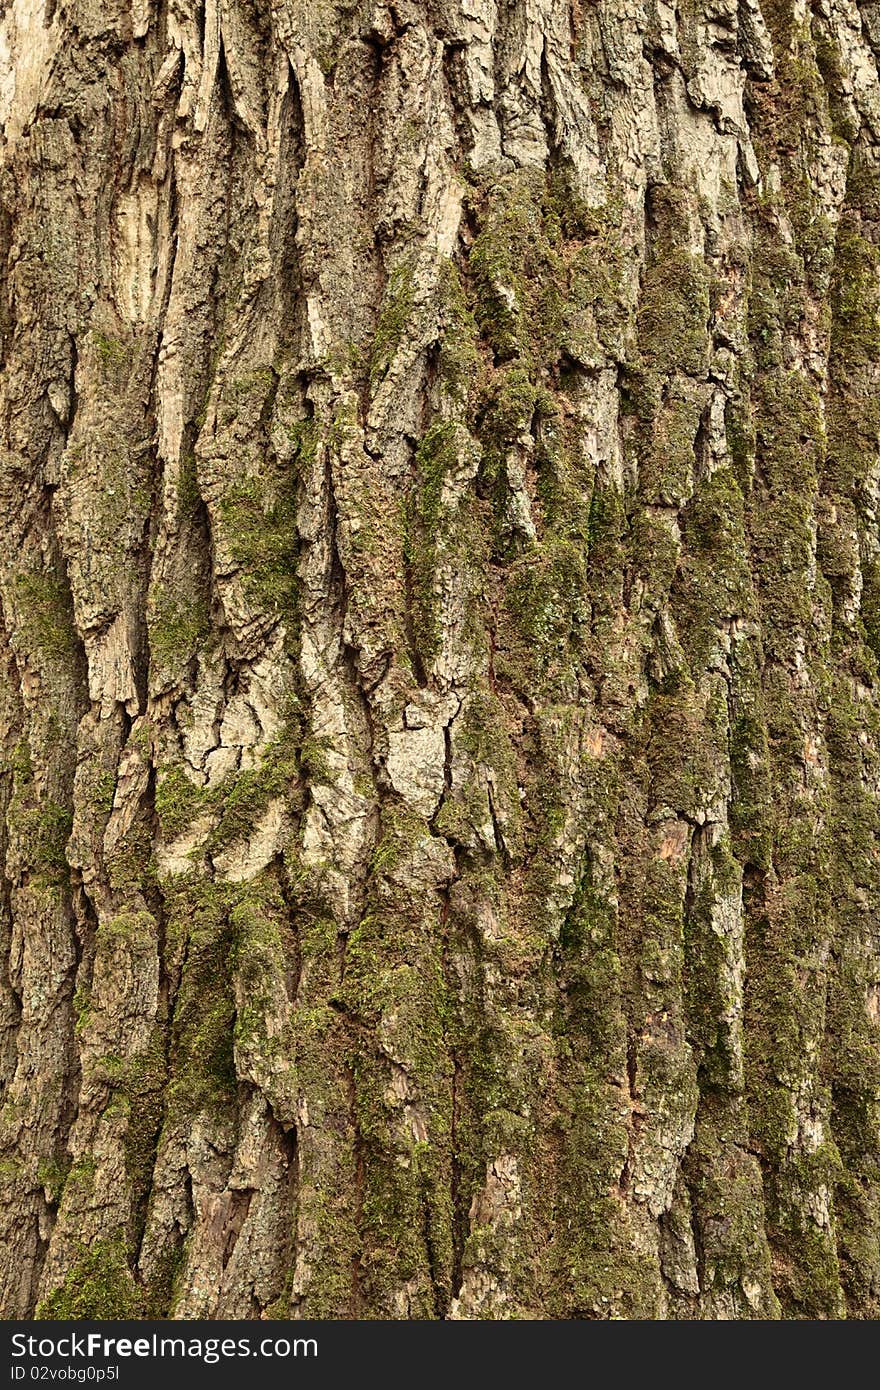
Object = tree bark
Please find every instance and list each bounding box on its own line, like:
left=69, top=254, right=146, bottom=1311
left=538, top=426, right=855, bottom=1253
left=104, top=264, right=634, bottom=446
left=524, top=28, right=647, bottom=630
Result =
left=0, top=0, right=878, bottom=1320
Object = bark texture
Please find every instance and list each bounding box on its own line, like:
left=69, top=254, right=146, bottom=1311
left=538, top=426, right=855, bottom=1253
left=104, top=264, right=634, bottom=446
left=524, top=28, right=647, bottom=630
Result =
left=1, top=0, right=879, bottom=1321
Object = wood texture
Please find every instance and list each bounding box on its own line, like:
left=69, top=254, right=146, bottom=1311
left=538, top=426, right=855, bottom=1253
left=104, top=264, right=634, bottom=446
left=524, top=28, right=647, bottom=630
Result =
left=0, top=0, right=879, bottom=1318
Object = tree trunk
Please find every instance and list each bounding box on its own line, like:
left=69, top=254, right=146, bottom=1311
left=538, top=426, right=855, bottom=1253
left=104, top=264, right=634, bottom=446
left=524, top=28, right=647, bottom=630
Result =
left=0, top=0, right=878, bottom=1321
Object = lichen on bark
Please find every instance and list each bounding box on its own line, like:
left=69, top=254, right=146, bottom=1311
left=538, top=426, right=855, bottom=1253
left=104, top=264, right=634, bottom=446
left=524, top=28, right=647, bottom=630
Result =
left=0, top=0, right=879, bottom=1320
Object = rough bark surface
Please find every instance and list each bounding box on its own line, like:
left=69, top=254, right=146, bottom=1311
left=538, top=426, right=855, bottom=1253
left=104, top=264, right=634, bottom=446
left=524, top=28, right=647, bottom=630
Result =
left=1, top=0, right=879, bottom=1321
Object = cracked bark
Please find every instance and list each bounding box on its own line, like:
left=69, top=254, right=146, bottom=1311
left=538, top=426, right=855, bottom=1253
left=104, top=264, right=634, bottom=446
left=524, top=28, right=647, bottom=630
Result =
left=0, top=0, right=879, bottom=1320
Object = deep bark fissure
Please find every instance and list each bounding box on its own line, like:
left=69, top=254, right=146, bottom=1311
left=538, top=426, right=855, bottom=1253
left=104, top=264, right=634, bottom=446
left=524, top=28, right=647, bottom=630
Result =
left=1, top=0, right=879, bottom=1320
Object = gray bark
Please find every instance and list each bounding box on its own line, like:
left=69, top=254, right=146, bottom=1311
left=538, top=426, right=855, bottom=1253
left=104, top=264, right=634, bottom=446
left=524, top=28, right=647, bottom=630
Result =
left=0, top=0, right=878, bottom=1318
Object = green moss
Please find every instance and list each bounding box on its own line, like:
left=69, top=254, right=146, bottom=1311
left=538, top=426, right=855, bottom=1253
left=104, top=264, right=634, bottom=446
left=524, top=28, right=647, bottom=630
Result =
left=8, top=799, right=71, bottom=883
left=155, top=765, right=208, bottom=842
left=636, top=853, right=689, bottom=1003
left=230, top=884, right=292, bottom=1078
left=36, top=1238, right=144, bottom=1319
left=163, top=877, right=238, bottom=1116
left=728, top=693, right=773, bottom=872
left=370, top=262, right=416, bottom=387
left=496, top=537, right=589, bottom=696
left=91, top=329, right=129, bottom=375
left=210, top=755, right=294, bottom=855
left=683, top=1104, right=780, bottom=1316
left=219, top=476, right=298, bottom=620
left=726, top=394, right=757, bottom=494
left=88, top=766, right=117, bottom=818
left=544, top=1065, right=660, bottom=1317
left=36, top=1156, right=70, bottom=1206
left=100, top=910, right=154, bottom=944
left=746, top=368, right=823, bottom=647
left=444, top=691, right=522, bottom=861
left=748, top=234, right=805, bottom=374
left=582, top=482, right=627, bottom=647
left=561, top=212, right=629, bottom=361
left=325, top=790, right=467, bottom=1313
left=286, top=417, right=320, bottom=471
left=144, top=1239, right=186, bottom=1318
left=754, top=370, right=822, bottom=495
left=646, top=684, right=725, bottom=821
left=558, top=859, right=627, bottom=1071
left=407, top=418, right=457, bottom=583
left=61, top=1156, right=97, bottom=1196
left=122, top=1024, right=166, bottom=1225
left=672, top=467, right=752, bottom=670
left=168, top=890, right=279, bottom=1118
left=743, top=884, right=828, bottom=1163
left=530, top=403, right=592, bottom=544
left=821, top=170, right=880, bottom=1283
left=825, top=196, right=880, bottom=517
left=104, top=815, right=154, bottom=895
left=300, top=733, right=334, bottom=785
left=12, top=571, right=79, bottom=668
left=684, top=837, right=744, bottom=1086
left=216, top=366, right=277, bottom=430
left=437, top=259, right=480, bottom=402
left=639, top=382, right=706, bottom=507
left=73, top=983, right=92, bottom=1034
left=469, top=201, right=529, bottom=360
left=638, top=252, right=709, bottom=377
left=834, top=1169, right=880, bottom=1315
left=201, top=368, right=311, bottom=638
left=158, top=724, right=297, bottom=859
left=149, top=586, right=210, bottom=673
left=6, top=735, right=74, bottom=881
left=480, top=365, right=538, bottom=461
left=764, top=1146, right=846, bottom=1317
left=467, top=172, right=565, bottom=364
left=0, top=1157, right=22, bottom=1189
left=404, top=421, right=481, bottom=666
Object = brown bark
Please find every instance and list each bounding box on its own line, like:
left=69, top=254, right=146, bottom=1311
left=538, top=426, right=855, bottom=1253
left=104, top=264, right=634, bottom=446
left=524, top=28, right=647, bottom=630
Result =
left=0, top=0, right=878, bottom=1318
